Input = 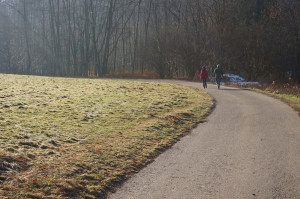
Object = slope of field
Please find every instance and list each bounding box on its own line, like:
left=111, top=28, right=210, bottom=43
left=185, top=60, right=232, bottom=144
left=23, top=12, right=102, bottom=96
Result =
left=0, top=74, right=213, bottom=198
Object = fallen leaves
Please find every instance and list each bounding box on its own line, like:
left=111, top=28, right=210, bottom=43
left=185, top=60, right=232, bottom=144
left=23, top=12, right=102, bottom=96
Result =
left=96, top=149, right=102, bottom=154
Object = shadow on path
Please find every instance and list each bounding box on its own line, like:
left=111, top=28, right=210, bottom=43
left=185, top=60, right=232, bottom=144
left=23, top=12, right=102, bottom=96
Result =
left=220, top=88, right=246, bottom=91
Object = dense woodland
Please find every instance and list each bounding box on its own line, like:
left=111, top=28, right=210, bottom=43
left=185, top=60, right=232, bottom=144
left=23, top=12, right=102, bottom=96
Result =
left=0, top=0, right=299, bottom=83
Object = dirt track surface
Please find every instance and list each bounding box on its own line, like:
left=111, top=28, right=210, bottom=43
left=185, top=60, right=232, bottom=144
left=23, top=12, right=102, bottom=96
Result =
left=108, top=80, right=300, bottom=199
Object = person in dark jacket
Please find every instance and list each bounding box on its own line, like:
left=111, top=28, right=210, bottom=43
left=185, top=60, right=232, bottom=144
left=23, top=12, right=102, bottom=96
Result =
left=214, top=64, right=223, bottom=89
left=200, top=66, right=208, bottom=89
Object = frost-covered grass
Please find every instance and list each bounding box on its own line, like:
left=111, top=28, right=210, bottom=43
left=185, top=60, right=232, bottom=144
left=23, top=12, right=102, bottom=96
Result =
left=0, top=74, right=213, bottom=198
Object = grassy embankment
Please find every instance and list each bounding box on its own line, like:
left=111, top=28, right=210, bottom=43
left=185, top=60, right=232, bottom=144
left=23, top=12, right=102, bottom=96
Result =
left=0, top=74, right=213, bottom=198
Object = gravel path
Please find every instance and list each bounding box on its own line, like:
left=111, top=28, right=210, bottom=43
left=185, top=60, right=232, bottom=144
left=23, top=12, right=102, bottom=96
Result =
left=108, top=80, right=300, bottom=199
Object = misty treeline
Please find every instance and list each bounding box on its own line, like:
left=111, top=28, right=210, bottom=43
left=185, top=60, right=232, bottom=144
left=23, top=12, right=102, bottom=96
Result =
left=0, top=0, right=299, bottom=82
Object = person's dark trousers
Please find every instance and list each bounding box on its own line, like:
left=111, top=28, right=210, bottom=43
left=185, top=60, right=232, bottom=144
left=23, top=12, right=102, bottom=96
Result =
left=202, top=78, right=207, bottom=88
left=216, top=78, right=221, bottom=89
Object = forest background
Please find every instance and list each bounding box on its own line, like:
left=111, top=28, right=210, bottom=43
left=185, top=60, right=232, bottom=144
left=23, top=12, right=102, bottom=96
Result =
left=0, top=0, right=299, bottom=83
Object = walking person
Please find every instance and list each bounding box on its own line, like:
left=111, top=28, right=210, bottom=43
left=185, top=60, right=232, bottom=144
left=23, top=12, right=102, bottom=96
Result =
left=200, top=66, right=208, bottom=89
left=214, top=64, right=223, bottom=89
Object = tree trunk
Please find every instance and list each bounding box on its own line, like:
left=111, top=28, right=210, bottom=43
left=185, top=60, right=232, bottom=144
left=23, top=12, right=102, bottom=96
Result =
left=102, top=0, right=115, bottom=75
left=23, top=0, right=31, bottom=74
left=296, top=31, right=300, bottom=84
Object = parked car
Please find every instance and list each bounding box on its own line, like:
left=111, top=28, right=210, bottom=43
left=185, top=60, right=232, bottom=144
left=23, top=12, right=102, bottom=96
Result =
left=209, top=74, right=261, bottom=86
left=223, top=74, right=245, bottom=82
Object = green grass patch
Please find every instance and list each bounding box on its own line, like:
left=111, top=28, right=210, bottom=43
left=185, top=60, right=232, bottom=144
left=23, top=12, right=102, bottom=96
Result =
left=0, top=74, right=213, bottom=198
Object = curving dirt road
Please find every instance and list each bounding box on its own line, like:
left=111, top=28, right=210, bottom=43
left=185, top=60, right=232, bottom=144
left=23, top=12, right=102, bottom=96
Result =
left=108, top=80, right=300, bottom=199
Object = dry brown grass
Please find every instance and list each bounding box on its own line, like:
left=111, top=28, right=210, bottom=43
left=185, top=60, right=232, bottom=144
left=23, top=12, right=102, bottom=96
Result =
left=0, top=74, right=213, bottom=198
left=261, top=83, right=300, bottom=97
left=105, top=71, right=161, bottom=79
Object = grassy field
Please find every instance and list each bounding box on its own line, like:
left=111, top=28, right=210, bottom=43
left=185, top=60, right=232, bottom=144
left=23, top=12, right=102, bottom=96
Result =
left=0, top=74, right=213, bottom=198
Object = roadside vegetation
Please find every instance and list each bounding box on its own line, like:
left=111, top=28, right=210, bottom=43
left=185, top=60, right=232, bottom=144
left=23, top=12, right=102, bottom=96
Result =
left=0, top=74, right=213, bottom=198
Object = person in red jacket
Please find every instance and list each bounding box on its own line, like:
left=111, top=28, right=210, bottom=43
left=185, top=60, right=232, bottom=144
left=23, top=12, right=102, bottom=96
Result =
left=200, top=66, right=208, bottom=89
